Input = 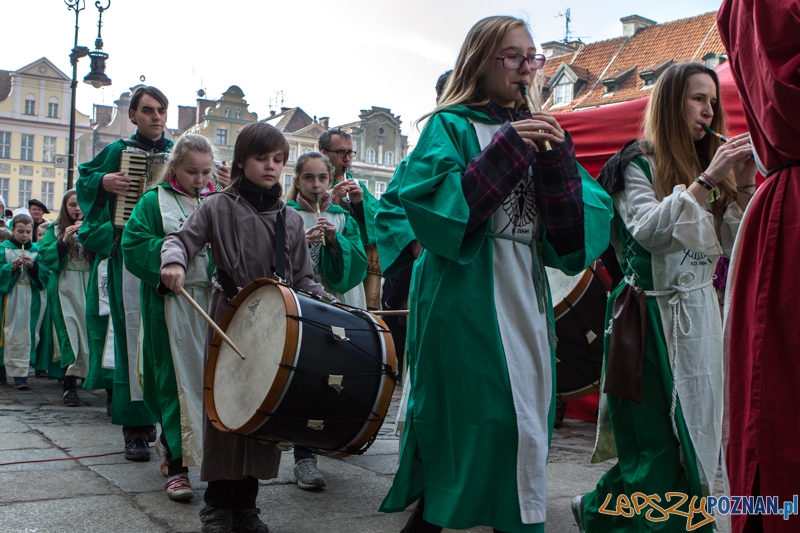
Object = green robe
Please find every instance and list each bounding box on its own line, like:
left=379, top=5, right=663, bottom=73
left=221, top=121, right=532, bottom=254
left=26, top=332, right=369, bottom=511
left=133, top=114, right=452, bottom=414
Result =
left=77, top=136, right=169, bottom=425
left=378, top=107, right=612, bottom=532
left=583, top=157, right=740, bottom=533
left=334, top=172, right=378, bottom=246
left=30, top=262, right=61, bottom=378
left=285, top=199, right=367, bottom=305
left=375, top=158, right=416, bottom=278
left=122, top=183, right=213, bottom=465
left=37, top=224, right=92, bottom=378
left=0, top=241, right=45, bottom=379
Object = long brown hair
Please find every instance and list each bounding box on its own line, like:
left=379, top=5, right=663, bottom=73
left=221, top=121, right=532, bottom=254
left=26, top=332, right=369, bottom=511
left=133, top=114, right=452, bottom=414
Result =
left=642, top=63, right=736, bottom=219
left=419, top=16, right=543, bottom=125
left=56, top=190, right=79, bottom=235
left=228, top=122, right=289, bottom=192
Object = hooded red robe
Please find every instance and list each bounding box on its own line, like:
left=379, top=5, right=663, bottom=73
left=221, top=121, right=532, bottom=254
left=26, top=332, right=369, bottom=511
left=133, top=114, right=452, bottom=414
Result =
left=717, top=2, right=800, bottom=532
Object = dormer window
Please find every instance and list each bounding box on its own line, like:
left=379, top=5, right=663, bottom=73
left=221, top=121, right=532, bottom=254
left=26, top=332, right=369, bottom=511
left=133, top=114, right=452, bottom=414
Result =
left=703, top=52, right=727, bottom=69
left=554, top=82, right=573, bottom=105
left=604, top=84, right=617, bottom=95
left=639, top=59, right=674, bottom=89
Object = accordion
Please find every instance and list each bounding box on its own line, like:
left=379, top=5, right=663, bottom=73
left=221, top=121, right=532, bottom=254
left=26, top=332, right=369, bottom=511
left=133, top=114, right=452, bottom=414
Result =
left=111, top=149, right=170, bottom=228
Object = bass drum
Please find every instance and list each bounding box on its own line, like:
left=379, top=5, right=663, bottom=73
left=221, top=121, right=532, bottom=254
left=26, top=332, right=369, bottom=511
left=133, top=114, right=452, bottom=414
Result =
left=546, top=261, right=611, bottom=401
left=205, top=278, right=397, bottom=457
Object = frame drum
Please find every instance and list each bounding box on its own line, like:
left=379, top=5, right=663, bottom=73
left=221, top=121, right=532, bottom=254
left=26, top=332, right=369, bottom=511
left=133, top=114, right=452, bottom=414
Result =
left=546, top=261, right=611, bottom=400
left=205, top=278, right=397, bottom=457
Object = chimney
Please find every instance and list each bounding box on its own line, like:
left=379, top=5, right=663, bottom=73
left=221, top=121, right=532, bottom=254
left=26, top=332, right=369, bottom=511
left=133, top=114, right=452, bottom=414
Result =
left=177, top=105, right=197, bottom=133
left=540, top=40, right=581, bottom=58
left=319, top=117, right=329, bottom=129
left=195, top=98, right=216, bottom=124
left=620, top=15, right=656, bottom=37
left=92, top=104, right=113, bottom=127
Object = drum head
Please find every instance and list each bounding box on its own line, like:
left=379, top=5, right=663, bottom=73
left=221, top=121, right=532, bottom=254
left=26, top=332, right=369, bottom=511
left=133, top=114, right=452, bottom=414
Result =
left=546, top=267, right=583, bottom=304
left=213, top=283, right=289, bottom=431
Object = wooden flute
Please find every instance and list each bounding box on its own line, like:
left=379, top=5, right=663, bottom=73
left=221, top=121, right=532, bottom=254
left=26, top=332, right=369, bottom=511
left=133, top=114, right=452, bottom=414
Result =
left=519, top=83, right=552, bottom=151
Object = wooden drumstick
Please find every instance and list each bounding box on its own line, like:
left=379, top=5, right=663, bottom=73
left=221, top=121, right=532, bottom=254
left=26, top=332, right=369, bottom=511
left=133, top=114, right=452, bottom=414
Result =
left=179, top=287, right=245, bottom=360
left=315, top=194, right=325, bottom=246
left=519, top=83, right=552, bottom=152
left=371, top=310, right=410, bottom=316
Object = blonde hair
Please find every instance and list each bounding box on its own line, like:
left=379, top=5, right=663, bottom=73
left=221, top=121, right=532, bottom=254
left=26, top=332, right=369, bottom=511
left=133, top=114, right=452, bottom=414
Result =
left=642, top=63, right=736, bottom=219
left=419, top=16, right=542, bottom=125
left=285, top=151, right=334, bottom=201
left=153, top=134, right=216, bottom=187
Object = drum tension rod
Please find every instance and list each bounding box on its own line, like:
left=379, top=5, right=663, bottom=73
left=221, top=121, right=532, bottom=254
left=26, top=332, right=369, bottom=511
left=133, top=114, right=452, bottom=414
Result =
left=307, top=420, right=324, bottom=431
left=331, top=326, right=349, bottom=341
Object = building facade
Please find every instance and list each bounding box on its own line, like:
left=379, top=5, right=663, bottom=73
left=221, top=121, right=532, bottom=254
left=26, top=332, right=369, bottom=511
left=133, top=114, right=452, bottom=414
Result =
left=188, top=85, right=259, bottom=162
left=0, top=57, right=92, bottom=213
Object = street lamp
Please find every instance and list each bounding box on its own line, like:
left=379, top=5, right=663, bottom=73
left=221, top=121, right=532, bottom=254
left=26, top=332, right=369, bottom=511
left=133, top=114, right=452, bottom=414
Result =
left=66, top=0, right=112, bottom=191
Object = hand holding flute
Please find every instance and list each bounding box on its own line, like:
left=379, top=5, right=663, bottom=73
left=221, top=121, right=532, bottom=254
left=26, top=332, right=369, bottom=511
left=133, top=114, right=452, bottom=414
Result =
left=515, top=83, right=566, bottom=152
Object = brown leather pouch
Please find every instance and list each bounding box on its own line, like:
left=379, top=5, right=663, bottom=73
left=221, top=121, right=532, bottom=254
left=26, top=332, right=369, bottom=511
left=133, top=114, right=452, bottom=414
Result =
left=604, top=283, right=647, bottom=403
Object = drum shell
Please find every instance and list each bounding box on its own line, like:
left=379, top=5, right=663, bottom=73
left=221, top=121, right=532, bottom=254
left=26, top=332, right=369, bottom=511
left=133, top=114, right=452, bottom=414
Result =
left=205, top=279, right=396, bottom=457
left=552, top=263, right=610, bottom=400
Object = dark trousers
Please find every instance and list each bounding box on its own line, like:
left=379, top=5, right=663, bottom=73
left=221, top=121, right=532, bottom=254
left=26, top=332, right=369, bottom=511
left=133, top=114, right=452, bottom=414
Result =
left=122, top=425, right=154, bottom=441
left=294, top=447, right=314, bottom=462
left=159, top=431, right=188, bottom=476
left=204, top=477, right=259, bottom=510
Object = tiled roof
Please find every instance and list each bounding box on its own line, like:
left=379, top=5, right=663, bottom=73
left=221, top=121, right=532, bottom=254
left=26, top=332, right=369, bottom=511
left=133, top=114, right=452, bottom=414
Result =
left=263, top=107, right=313, bottom=133
left=543, top=11, right=726, bottom=113
left=0, top=70, right=11, bottom=102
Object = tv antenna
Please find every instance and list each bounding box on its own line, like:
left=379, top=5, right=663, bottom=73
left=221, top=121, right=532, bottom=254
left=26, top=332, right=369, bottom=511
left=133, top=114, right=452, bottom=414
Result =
left=268, top=90, right=285, bottom=113
left=556, top=8, right=588, bottom=43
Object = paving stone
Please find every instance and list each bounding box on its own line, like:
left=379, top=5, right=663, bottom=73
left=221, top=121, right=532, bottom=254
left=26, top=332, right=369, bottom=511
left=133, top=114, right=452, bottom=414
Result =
left=0, top=430, right=52, bottom=451
left=0, top=447, right=78, bottom=473
left=0, top=468, right=115, bottom=503
left=0, top=494, right=167, bottom=533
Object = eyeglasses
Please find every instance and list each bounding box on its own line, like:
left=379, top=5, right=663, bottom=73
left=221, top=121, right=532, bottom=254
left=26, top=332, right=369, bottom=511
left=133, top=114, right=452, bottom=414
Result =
left=496, top=54, right=546, bottom=71
left=324, top=149, right=357, bottom=159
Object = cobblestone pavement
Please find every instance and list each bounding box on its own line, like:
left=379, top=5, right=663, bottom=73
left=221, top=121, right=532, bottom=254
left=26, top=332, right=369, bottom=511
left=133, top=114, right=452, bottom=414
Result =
left=0, top=374, right=606, bottom=533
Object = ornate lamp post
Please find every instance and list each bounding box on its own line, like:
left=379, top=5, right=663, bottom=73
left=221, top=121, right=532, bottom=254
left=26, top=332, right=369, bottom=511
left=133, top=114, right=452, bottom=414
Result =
left=66, top=0, right=112, bottom=191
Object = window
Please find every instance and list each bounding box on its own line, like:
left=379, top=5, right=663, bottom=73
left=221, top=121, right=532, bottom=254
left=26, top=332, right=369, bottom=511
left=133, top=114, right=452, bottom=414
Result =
left=48, top=98, right=59, bottom=118
left=18, top=179, right=32, bottom=206
left=384, top=151, right=393, bottom=166
left=43, top=136, right=56, bottom=163
left=20, top=134, right=34, bottom=161
left=283, top=174, right=294, bottom=191
left=41, top=182, right=54, bottom=208
left=216, top=128, right=228, bottom=146
left=554, top=83, right=573, bottom=105
left=375, top=181, right=386, bottom=199
left=366, top=149, right=375, bottom=163
left=289, top=147, right=296, bottom=161
left=24, top=96, right=36, bottom=115
left=0, top=178, right=8, bottom=200
left=0, top=131, right=10, bottom=159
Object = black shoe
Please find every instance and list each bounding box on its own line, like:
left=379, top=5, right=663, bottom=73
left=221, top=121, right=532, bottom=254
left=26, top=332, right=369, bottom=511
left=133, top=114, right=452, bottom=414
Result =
left=200, top=505, right=232, bottom=533
left=35, top=370, right=48, bottom=378
left=147, top=425, right=157, bottom=443
left=124, top=438, right=151, bottom=462
left=13, top=379, right=30, bottom=391
left=0, top=366, right=6, bottom=384
left=105, top=388, right=113, bottom=416
left=400, top=498, right=442, bottom=533
left=232, top=508, right=269, bottom=533
left=63, top=376, right=80, bottom=407
left=63, top=388, right=80, bottom=406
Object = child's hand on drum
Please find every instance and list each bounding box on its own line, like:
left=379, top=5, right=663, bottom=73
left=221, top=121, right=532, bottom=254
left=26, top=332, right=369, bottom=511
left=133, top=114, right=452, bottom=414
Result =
left=161, top=263, right=186, bottom=294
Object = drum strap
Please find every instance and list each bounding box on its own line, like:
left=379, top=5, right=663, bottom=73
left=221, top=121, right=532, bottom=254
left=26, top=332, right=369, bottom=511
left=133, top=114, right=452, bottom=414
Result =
left=272, top=207, right=287, bottom=283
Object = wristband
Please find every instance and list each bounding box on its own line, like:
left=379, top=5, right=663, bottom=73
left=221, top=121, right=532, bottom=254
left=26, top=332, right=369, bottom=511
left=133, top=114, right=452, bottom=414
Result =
left=695, top=176, right=719, bottom=202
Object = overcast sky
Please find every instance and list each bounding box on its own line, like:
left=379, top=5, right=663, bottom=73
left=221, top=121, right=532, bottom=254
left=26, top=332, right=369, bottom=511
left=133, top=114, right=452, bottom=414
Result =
left=5, top=0, right=724, bottom=143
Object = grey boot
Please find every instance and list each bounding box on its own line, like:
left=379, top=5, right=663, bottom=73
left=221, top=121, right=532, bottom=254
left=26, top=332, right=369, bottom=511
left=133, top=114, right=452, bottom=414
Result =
left=200, top=505, right=232, bottom=533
